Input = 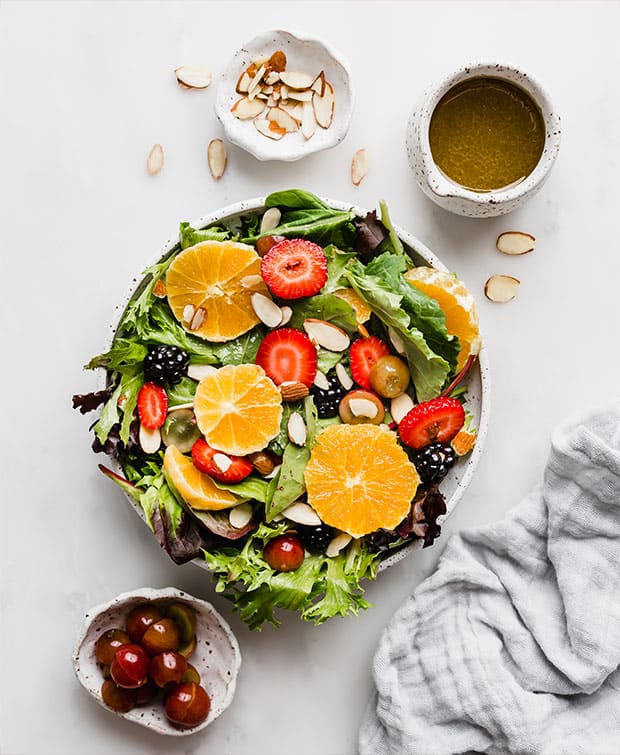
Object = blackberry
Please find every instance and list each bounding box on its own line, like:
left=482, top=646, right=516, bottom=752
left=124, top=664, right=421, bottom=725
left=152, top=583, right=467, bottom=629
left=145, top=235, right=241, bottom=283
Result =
left=309, top=371, right=347, bottom=418
left=296, top=524, right=334, bottom=554
left=412, top=442, right=457, bottom=485
left=143, top=345, right=189, bottom=386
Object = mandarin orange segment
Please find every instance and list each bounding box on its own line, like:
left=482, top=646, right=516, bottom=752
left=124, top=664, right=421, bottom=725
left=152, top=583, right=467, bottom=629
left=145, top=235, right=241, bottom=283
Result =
left=333, top=287, right=372, bottom=324
left=163, top=445, right=240, bottom=511
left=404, top=267, right=481, bottom=372
left=165, top=240, right=269, bottom=343
left=304, top=424, right=419, bottom=538
left=193, top=364, right=282, bottom=456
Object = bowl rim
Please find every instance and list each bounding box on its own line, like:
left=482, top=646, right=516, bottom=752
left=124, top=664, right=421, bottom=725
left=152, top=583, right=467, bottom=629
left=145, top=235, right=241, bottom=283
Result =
left=98, top=195, right=491, bottom=574
left=214, top=29, right=354, bottom=162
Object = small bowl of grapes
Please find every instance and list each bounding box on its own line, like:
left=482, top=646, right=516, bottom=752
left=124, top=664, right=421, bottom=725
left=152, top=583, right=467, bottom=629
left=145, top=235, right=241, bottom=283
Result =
left=72, top=587, right=241, bottom=736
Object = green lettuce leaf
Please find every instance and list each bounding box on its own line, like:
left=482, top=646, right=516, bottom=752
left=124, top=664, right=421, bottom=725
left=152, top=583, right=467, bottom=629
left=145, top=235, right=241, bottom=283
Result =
left=265, top=442, right=310, bottom=521
left=288, top=293, right=357, bottom=333
left=212, top=476, right=270, bottom=503
left=179, top=222, right=232, bottom=249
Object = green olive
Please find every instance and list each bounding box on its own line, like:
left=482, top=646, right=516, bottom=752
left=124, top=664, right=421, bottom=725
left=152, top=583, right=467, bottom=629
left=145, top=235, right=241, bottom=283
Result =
left=368, top=356, right=410, bottom=398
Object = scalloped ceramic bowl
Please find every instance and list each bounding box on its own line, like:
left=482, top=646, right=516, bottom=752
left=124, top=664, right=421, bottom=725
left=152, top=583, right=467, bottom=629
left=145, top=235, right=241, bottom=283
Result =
left=73, top=587, right=241, bottom=736
left=100, top=196, right=490, bottom=576
left=215, top=30, right=354, bottom=161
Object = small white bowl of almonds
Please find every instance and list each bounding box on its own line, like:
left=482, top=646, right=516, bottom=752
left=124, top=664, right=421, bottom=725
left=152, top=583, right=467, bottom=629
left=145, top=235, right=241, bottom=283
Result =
left=215, top=29, right=354, bottom=161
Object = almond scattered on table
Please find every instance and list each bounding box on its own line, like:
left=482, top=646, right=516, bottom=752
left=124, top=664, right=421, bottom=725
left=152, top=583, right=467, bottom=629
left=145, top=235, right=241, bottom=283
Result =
left=351, top=148, right=369, bottom=186
left=207, top=139, right=227, bottom=180
left=496, top=231, right=536, bottom=255
left=231, top=49, right=335, bottom=140
left=146, top=143, right=164, bottom=175
left=174, top=65, right=212, bottom=90
left=484, top=274, right=520, bottom=302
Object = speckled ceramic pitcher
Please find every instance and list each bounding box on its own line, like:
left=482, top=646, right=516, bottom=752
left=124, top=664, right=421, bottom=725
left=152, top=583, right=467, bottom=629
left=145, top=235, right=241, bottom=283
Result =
left=406, top=63, right=561, bottom=218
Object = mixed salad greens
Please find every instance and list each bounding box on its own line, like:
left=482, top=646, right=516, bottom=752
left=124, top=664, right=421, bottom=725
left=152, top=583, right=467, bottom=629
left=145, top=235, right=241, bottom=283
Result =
left=73, top=189, right=478, bottom=629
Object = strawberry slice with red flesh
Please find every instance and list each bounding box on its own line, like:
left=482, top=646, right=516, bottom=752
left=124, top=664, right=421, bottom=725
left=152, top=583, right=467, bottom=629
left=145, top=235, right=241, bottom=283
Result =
left=137, top=382, right=168, bottom=429
left=191, top=438, right=253, bottom=483
left=398, top=396, right=465, bottom=450
left=255, top=328, right=317, bottom=387
left=349, top=336, right=391, bottom=390
left=261, top=239, right=328, bottom=299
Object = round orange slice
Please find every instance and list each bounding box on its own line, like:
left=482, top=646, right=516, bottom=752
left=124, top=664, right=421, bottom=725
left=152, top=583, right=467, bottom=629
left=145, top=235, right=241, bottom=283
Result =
left=404, top=267, right=481, bottom=372
left=165, top=240, right=268, bottom=343
left=193, top=364, right=282, bottom=456
left=163, top=445, right=239, bottom=511
left=305, top=424, right=419, bottom=538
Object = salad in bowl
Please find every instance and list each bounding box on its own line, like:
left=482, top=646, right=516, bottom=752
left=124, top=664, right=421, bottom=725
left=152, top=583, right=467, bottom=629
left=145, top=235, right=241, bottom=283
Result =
left=74, top=190, right=486, bottom=629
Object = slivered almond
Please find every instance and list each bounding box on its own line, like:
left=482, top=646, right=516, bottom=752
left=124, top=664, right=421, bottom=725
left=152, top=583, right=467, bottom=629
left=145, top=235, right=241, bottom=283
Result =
left=247, top=64, right=267, bottom=98
left=264, top=70, right=281, bottom=86
left=182, top=304, right=195, bottom=324
left=189, top=307, right=206, bottom=331
left=349, top=397, right=379, bottom=419
left=251, top=292, right=283, bottom=327
left=279, top=71, right=315, bottom=89
left=313, top=81, right=334, bottom=128
left=280, top=381, right=310, bottom=401
left=311, top=71, right=325, bottom=96
left=388, top=326, right=406, bottom=355
left=280, top=306, right=292, bottom=325
left=236, top=71, right=252, bottom=93
left=146, top=144, right=164, bottom=175
left=174, top=65, right=212, bottom=90
left=335, top=363, right=353, bottom=390
left=484, top=275, right=520, bottom=302
left=268, top=107, right=299, bottom=133
left=240, top=274, right=264, bottom=289
left=282, top=502, right=321, bottom=526
left=287, top=412, right=307, bottom=446
left=255, top=93, right=269, bottom=101
left=390, top=393, right=415, bottom=424
left=313, top=370, right=330, bottom=390
left=152, top=279, right=167, bottom=298
left=248, top=451, right=277, bottom=477
left=326, top=532, right=352, bottom=557
left=229, top=503, right=253, bottom=529
left=254, top=119, right=285, bottom=140
left=280, top=84, right=289, bottom=99
left=351, top=148, right=369, bottom=186
left=213, top=453, right=233, bottom=473
left=303, top=319, right=350, bottom=352
left=207, top=139, right=227, bottom=180
left=301, top=101, right=317, bottom=140
left=139, top=425, right=161, bottom=454
left=231, top=96, right=266, bottom=120
left=187, top=364, right=218, bottom=381
left=496, top=231, right=536, bottom=255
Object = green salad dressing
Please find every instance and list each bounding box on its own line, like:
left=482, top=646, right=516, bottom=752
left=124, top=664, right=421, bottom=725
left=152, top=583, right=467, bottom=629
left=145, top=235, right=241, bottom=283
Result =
left=428, top=77, right=545, bottom=192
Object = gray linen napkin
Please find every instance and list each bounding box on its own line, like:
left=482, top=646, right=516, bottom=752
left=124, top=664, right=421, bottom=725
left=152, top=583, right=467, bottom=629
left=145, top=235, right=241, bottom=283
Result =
left=359, top=402, right=620, bottom=755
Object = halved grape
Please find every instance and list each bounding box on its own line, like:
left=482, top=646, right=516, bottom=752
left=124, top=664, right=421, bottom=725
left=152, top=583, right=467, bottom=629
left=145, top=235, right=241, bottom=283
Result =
left=161, top=409, right=201, bottom=453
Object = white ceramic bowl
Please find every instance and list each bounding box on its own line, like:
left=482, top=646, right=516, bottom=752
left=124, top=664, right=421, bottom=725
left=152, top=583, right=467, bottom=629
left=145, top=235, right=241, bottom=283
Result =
left=101, top=196, right=490, bottom=575
left=72, top=587, right=241, bottom=736
left=406, top=62, right=561, bottom=217
left=215, top=30, right=354, bottom=161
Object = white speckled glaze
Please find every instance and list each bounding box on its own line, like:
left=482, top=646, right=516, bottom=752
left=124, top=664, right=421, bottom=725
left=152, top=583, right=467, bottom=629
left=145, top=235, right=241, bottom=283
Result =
left=72, top=587, right=241, bottom=736
left=406, top=62, right=562, bottom=217
left=215, top=30, right=353, bottom=162
left=99, top=197, right=490, bottom=578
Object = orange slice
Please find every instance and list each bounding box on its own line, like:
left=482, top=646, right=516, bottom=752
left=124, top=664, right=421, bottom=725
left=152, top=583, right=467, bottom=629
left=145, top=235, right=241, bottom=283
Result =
left=193, top=364, right=282, bottom=456
left=165, top=240, right=268, bottom=343
left=305, top=424, right=419, bottom=538
left=163, top=445, right=239, bottom=511
left=333, top=287, right=372, bottom=323
left=404, top=267, right=481, bottom=372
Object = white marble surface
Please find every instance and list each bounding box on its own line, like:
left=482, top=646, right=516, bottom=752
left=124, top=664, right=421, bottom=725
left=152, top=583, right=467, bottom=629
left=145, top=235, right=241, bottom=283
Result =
left=1, top=2, right=620, bottom=754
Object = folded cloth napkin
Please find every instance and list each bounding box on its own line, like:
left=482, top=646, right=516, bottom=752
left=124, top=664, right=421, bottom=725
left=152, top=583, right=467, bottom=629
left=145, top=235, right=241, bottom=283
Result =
left=359, top=402, right=620, bottom=755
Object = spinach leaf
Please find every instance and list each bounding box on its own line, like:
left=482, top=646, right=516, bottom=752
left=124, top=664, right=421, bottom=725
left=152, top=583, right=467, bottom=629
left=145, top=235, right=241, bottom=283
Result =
left=265, top=442, right=310, bottom=521
left=265, top=189, right=331, bottom=211
left=212, top=476, right=270, bottom=503
left=166, top=377, right=197, bottom=407
left=289, top=293, right=357, bottom=333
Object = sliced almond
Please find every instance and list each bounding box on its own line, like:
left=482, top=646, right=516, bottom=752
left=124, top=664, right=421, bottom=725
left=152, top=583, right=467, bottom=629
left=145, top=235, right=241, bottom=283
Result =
left=313, top=370, right=330, bottom=390
left=484, top=275, right=520, bottom=302
left=287, top=412, right=307, bottom=446
left=251, top=292, right=283, bottom=327
left=236, top=70, right=252, bottom=94
left=146, top=143, right=164, bottom=175
left=247, top=64, right=267, bottom=99
left=279, top=71, right=315, bottom=89
left=349, top=397, right=379, bottom=419
left=335, top=363, right=353, bottom=391
left=254, top=119, right=285, bottom=140
left=231, top=96, right=266, bottom=120
left=311, top=71, right=325, bottom=96
left=189, top=307, right=206, bottom=331
left=213, top=453, right=233, bottom=473
left=207, top=139, right=227, bottom=180
left=280, top=84, right=289, bottom=100
left=262, top=85, right=274, bottom=95
left=390, top=393, right=415, bottom=424
left=139, top=425, right=161, bottom=454
left=187, top=364, right=218, bottom=381
left=280, top=100, right=304, bottom=122
left=168, top=402, right=194, bottom=411
left=266, top=96, right=277, bottom=108
left=388, top=326, right=406, bottom=355
left=280, top=306, right=292, bottom=326
left=326, top=532, right=352, bottom=558
left=268, top=107, right=300, bottom=133
left=496, top=231, right=536, bottom=255
left=255, top=92, right=269, bottom=101
left=313, top=81, right=334, bottom=129
left=174, top=65, right=212, bottom=90
left=280, top=381, right=310, bottom=401
left=303, top=319, right=350, bottom=352
left=182, top=304, right=196, bottom=324
left=264, top=70, right=281, bottom=86
left=286, top=89, right=313, bottom=102
left=240, top=274, right=264, bottom=289
left=229, top=502, right=253, bottom=529
left=351, top=148, right=369, bottom=186
left=282, top=502, right=322, bottom=526
left=259, top=207, right=282, bottom=234
left=301, top=101, right=317, bottom=141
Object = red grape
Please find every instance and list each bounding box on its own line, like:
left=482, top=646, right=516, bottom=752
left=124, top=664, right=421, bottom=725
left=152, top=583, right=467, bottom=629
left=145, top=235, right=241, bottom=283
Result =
left=134, top=679, right=158, bottom=706
left=95, top=628, right=130, bottom=666
left=110, top=644, right=149, bottom=689
left=125, top=604, right=164, bottom=643
left=101, top=679, right=136, bottom=713
left=149, top=652, right=188, bottom=688
left=141, top=618, right=180, bottom=656
left=164, top=682, right=211, bottom=728
left=264, top=534, right=305, bottom=572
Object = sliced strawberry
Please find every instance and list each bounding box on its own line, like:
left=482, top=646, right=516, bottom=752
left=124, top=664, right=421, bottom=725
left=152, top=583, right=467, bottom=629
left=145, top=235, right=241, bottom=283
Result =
left=255, top=328, right=317, bottom=387
left=137, top=382, right=168, bottom=429
left=191, top=438, right=253, bottom=483
left=398, top=397, right=465, bottom=450
left=261, top=239, right=327, bottom=299
left=349, top=336, right=391, bottom=389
